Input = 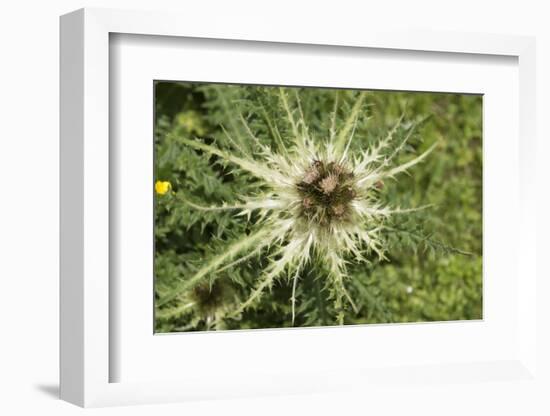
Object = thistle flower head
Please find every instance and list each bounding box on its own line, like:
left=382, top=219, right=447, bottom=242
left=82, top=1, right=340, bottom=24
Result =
left=166, top=88, right=437, bottom=325
left=298, top=160, right=356, bottom=225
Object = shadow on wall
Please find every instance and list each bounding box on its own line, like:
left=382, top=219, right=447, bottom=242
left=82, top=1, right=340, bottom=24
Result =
left=34, top=384, right=59, bottom=399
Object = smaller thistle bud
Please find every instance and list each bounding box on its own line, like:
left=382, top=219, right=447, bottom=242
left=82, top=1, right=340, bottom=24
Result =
left=191, top=281, right=231, bottom=317
left=320, top=174, right=338, bottom=195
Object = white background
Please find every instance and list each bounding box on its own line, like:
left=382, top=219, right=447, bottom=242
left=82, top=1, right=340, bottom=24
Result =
left=0, top=1, right=548, bottom=415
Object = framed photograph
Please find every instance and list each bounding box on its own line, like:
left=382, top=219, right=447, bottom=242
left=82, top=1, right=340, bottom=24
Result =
left=60, top=8, right=538, bottom=408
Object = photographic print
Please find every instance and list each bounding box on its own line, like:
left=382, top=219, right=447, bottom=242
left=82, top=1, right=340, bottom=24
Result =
left=154, top=82, right=482, bottom=332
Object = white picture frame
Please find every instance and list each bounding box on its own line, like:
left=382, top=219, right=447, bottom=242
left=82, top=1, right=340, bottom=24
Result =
left=60, top=7, right=538, bottom=408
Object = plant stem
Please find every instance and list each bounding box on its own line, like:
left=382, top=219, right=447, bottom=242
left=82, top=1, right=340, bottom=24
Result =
left=314, top=275, right=328, bottom=326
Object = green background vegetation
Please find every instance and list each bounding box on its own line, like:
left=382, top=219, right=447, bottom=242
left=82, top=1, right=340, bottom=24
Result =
left=154, top=82, right=482, bottom=332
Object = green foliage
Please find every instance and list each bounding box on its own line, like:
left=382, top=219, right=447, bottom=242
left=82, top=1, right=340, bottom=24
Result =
left=154, top=82, right=482, bottom=332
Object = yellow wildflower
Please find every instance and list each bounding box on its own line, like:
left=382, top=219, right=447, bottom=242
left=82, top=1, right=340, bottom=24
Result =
left=155, top=180, right=172, bottom=195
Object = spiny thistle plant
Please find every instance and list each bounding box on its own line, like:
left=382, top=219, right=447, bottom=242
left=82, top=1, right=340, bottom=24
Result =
left=155, top=85, right=455, bottom=329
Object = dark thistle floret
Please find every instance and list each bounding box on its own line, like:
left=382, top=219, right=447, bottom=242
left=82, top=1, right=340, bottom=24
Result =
left=297, top=160, right=357, bottom=225
left=320, top=174, right=338, bottom=194
left=302, top=164, right=320, bottom=184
